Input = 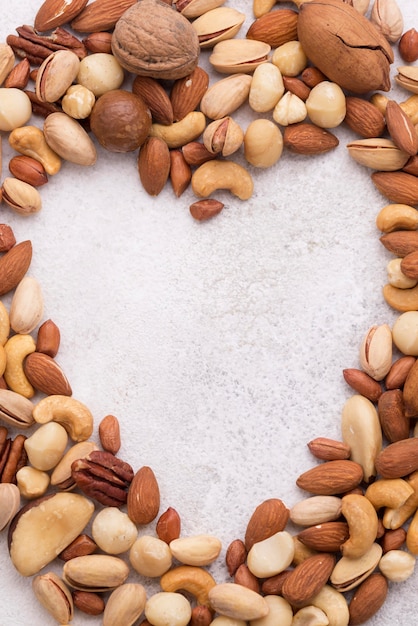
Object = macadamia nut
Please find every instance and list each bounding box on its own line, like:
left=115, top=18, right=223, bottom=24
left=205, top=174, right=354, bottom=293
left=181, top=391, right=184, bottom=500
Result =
left=77, top=53, right=124, bottom=97
left=392, top=311, right=418, bottom=355
left=24, top=422, right=68, bottom=471
left=130, top=535, right=172, bottom=577
left=92, top=507, right=137, bottom=554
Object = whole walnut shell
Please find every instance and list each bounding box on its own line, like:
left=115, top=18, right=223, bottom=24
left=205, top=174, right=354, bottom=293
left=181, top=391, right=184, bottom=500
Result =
left=90, top=90, right=151, bottom=152
left=111, top=0, right=200, bottom=80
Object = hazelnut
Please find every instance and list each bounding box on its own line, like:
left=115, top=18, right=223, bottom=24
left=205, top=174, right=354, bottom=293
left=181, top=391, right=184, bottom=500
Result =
left=90, top=89, right=151, bottom=152
left=399, top=28, right=418, bottom=63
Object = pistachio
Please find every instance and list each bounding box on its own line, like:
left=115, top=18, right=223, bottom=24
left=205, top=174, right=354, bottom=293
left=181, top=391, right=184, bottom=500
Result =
left=359, top=323, right=393, bottom=381
left=0, top=483, right=20, bottom=531
left=0, top=388, right=35, bottom=429
left=103, top=583, right=147, bottom=626
left=32, top=572, right=74, bottom=624
left=330, top=543, right=382, bottom=592
left=200, top=74, right=252, bottom=120
left=395, top=66, right=418, bottom=94
left=36, top=50, right=80, bottom=103
left=0, top=43, right=16, bottom=86
left=370, top=0, right=404, bottom=43
left=62, top=554, right=130, bottom=592
left=9, top=276, right=43, bottom=334
left=203, top=117, right=244, bottom=156
left=43, top=112, right=97, bottom=166
left=1, top=177, right=42, bottom=216
left=209, top=39, right=271, bottom=74
left=50, top=440, right=98, bottom=490
left=176, top=0, right=227, bottom=19
left=192, top=7, right=245, bottom=48
left=346, top=138, right=410, bottom=171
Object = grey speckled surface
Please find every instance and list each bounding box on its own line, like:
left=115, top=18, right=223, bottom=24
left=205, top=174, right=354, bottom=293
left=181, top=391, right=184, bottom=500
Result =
left=0, top=1, right=417, bottom=624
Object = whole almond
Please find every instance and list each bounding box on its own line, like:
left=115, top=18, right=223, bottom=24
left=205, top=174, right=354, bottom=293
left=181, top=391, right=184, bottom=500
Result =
left=246, top=9, right=298, bottom=48
left=307, top=437, right=350, bottom=461
left=283, top=123, right=339, bottom=155
left=71, top=0, right=137, bottom=32
left=348, top=572, right=388, bottom=625
left=402, top=358, right=418, bottom=417
left=381, top=527, right=407, bottom=553
left=9, top=156, right=48, bottom=188
left=4, top=58, right=30, bottom=90
left=127, top=466, right=160, bottom=525
left=170, top=67, right=209, bottom=122
left=344, top=96, right=386, bottom=138
left=281, top=552, right=336, bottom=608
left=98, top=414, right=121, bottom=455
left=297, top=522, right=349, bottom=552
left=372, top=171, right=418, bottom=205
left=182, top=142, right=217, bottom=167
left=138, top=137, right=171, bottom=197
left=377, top=389, right=410, bottom=442
left=244, top=498, right=289, bottom=550
left=375, top=437, right=418, bottom=478
left=385, top=355, right=416, bottom=389
left=296, top=460, right=364, bottom=495
left=0, top=224, right=16, bottom=252
left=380, top=230, right=418, bottom=257
left=36, top=319, right=61, bottom=357
left=385, top=99, right=418, bottom=156
left=343, top=368, right=382, bottom=402
left=132, top=76, right=174, bottom=126
left=0, top=240, right=32, bottom=297
left=156, top=507, right=181, bottom=544
left=261, top=570, right=291, bottom=595
left=401, top=250, right=418, bottom=278
left=35, top=0, right=88, bottom=31
left=24, top=352, right=72, bottom=396
left=83, top=32, right=113, bottom=54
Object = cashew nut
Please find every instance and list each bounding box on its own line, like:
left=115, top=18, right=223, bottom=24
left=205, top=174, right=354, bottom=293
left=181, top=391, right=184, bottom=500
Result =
left=340, top=494, right=378, bottom=559
left=0, top=345, right=6, bottom=378
left=0, top=301, right=10, bottom=345
left=383, top=283, right=418, bottom=311
left=376, top=203, right=418, bottom=233
left=310, top=585, right=350, bottom=626
left=8, top=125, right=61, bottom=175
left=383, top=470, right=418, bottom=529
left=160, top=565, right=216, bottom=607
left=406, top=508, right=418, bottom=555
left=150, top=112, right=206, bottom=149
left=365, top=478, right=414, bottom=510
left=4, top=333, right=36, bottom=397
left=401, top=94, right=418, bottom=125
left=33, top=395, right=94, bottom=442
left=191, top=160, right=254, bottom=200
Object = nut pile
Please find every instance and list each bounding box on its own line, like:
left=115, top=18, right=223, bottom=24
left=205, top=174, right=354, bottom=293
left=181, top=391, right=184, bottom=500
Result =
left=1, top=0, right=418, bottom=624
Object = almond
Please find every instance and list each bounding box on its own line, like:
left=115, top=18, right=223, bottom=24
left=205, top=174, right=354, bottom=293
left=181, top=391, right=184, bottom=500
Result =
left=0, top=224, right=16, bottom=252
left=402, top=358, right=418, bottom=417
left=246, top=9, right=298, bottom=48
left=4, top=58, right=30, bottom=90
left=381, top=527, right=407, bottom=553
left=170, top=67, right=209, bottom=122
left=35, top=0, right=89, bottom=32
left=401, top=250, right=418, bottom=278
left=98, top=414, right=121, bottom=455
left=132, top=76, right=174, bottom=126
left=385, top=99, right=418, bottom=156
left=225, top=539, right=247, bottom=576
left=297, top=522, right=349, bottom=552
left=156, top=507, right=181, bottom=544
left=380, top=230, right=418, bottom=257
left=71, top=0, right=136, bottom=32
left=127, top=466, right=160, bottom=525
left=283, top=123, right=339, bottom=155
left=281, top=552, right=336, bottom=607
left=234, top=563, right=260, bottom=593
left=137, top=137, right=171, bottom=197
left=296, top=460, right=364, bottom=495
left=344, top=96, right=386, bottom=138
left=348, top=572, right=388, bottom=625
left=169, top=149, right=192, bottom=197
left=83, top=32, right=113, bottom=54
left=377, top=389, right=410, bottom=443
left=307, top=437, right=350, bottom=461
left=182, top=142, right=217, bottom=167
left=375, top=437, right=418, bottom=478
left=244, top=498, right=289, bottom=550
left=0, top=240, right=32, bottom=297
left=23, top=352, right=72, bottom=396
left=342, top=368, right=383, bottom=403
left=372, top=171, right=418, bottom=205
left=385, top=355, right=416, bottom=389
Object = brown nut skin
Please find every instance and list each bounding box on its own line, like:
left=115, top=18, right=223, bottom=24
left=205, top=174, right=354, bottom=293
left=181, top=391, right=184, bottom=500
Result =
left=90, top=90, right=151, bottom=152
left=36, top=319, right=60, bottom=358
left=399, top=28, right=418, bottom=63
left=0, top=225, right=16, bottom=252
left=72, top=590, right=105, bottom=616
left=8, top=156, right=48, bottom=188
left=156, top=507, right=181, bottom=544
left=190, top=199, right=224, bottom=221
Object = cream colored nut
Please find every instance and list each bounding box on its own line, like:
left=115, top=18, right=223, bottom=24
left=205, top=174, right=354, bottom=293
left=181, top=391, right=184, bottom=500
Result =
left=0, top=344, right=6, bottom=378
left=387, top=258, right=417, bottom=289
left=208, top=583, right=269, bottom=621
left=359, top=323, right=392, bottom=381
left=92, top=507, right=137, bottom=555
left=247, top=530, right=294, bottom=578
left=406, top=509, right=418, bottom=554
left=0, top=483, right=20, bottom=531
left=371, top=0, right=403, bottom=43
left=209, top=39, right=270, bottom=74
left=290, top=496, right=343, bottom=527
left=8, top=125, right=62, bottom=176
left=62, top=84, right=96, bottom=119
left=130, top=535, right=172, bottom=577
left=376, top=203, right=418, bottom=232
left=340, top=494, right=378, bottom=559
left=253, top=0, right=275, bottom=17
left=0, top=43, right=16, bottom=86
left=0, top=88, right=32, bottom=132
left=0, top=301, right=10, bottom=346
left=341, top=394, right=382, bottom=483
left=77, top=53, right=124, bottom=97
left=347, top=138, right=409, bottom=171
left=169, top=534, right=221, bottom=566
left=305, top=81, right=346, bottom=129
left=211, top=618, right=247, bottom=626
left=273, top=92, right=307, bottom=126
left=203, top=117, right=244, bottom=157
left=24, top=421, right=68, bottom=471
left=244, top=118, right=283, bottom=168
left=2, top=177, right=42, bottom=216
left=330, top=543, right=383, bottom=592
left=51, top=440, right=98, bottom=490
left=103, top=583, right=147, bottom=626
left=379, top=549, right=415, bottom=581
left=150, top=112, right=206, bottom=149
left=365, top=478, right=414, bottom=511
left=291, top=606, right=329, bottom=626
left=400, top=94, right=418, bottom=125
left=392, top=311, right=418, bottom=355
left=32, top=572, right=74, bottom=624
left=4, top=333, right=36, bottom=397
left=352, top=0, right=370, bottom=14
left=192, top=7, right=245, bottom=48
left=310, top=585, right=350, bottom=626
left=43, top=112, right=97, bottom=166
left=200, top=74, right=252, bottom=120
left=16, top=466, right=50, bottom=499
left=249, top=62, right=284, bottom=113
left=383, top=283, right=418, bottom=312
left=192, top=160, right=253, bottom=200
left=383, top=471, right=418, bottom=530
left=33, top=395, right=94, bottom=442
left=9, top=276, right=43, bottom=334
left=145, top=592, right=192, bottom=626
left=272, top=41, right=308, bottom=77
left=179, top=0, right=227, bottom=18
left=160, top=565, right=216, bottom=607
left=249, top=595, right=293, bottom=626
left=36, top=50, right=80, bottom=103
left=62, top=554, right=129, bottom=592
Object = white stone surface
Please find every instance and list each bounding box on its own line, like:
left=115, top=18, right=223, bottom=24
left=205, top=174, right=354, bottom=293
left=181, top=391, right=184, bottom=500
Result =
left=0, top=1, right=417, bottom=624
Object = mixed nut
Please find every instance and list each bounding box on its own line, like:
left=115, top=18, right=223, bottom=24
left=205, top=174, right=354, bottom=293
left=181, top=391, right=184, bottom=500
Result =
left=1, top=0, right=418, bottom=624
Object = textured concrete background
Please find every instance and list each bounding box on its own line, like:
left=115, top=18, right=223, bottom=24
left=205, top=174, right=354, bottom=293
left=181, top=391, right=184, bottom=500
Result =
left=0, top=1, right=417, bottom=624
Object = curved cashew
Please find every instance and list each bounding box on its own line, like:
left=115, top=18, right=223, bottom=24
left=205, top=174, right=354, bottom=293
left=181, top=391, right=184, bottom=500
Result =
left=310, top=585, right=349, bottom=626
left=160, top=565, right=216, bottom=607
left=340, top=494, right=378, bottom=559
left=150, top=112, right=206, bottom=149
left=383, top=283, right=418, bottom=312
left=4, top=334, right=36, bottom=398
left=401, top=94, right=418, bottom=125
left=0, top=345, right=6, bottom=378
left=406, top=508, right=418, bottom=555
left=8, top=125, right=61, bottom=175
left=0, top=301, right=10, bottom=345
left=192, top=160, right=254, bottom=200
left=383, top=470, right=418, bottom=529
left=365, top=478, right=414, bottom=510
left=376, top=203, right=418, bottom=233
left=33, top=395, right=93, bottom=442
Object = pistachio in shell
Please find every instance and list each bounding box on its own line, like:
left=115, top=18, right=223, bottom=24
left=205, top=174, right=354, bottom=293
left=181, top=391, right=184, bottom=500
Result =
left=111, top=0, right=200, bottom=80
left=297, top=0, right=393, bottom=93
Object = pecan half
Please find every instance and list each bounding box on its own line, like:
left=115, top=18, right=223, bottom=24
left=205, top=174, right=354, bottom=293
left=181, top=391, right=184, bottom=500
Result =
left=71, top=450, right=134, bottom=506
left=7, top=26, right=87, bottom=66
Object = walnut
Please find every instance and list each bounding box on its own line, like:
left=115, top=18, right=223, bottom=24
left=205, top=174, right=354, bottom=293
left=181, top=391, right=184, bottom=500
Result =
left=111, top=0, right=200, bottom=80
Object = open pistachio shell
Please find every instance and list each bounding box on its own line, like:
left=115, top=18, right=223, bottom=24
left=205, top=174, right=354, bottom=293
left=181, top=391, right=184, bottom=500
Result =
left=192, top=8, right=245, bottom=48
left=330, top=543, right=382, bottom=592
left=209, top=39, right=271, bottom=74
